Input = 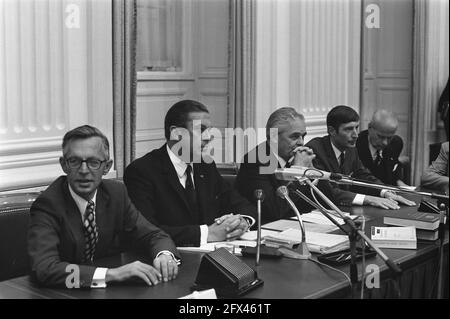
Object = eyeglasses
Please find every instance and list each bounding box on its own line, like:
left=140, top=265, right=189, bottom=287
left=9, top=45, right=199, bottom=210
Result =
left=65, top=157, right=107, bottom=170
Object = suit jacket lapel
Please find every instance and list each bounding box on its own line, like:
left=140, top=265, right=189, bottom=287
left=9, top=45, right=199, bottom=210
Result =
left=359, top=131, right=373, bottom=167
left=324, top=136, right=341, bottom=173
left=62, top=181, right=86, bottom=261
left=94, top=183, right=109, bottom=255
left=269, top=149, right=284, bottom=187
left=160, top=145, right=196, bottom=220
left=193, top=163, right=209, bottom=223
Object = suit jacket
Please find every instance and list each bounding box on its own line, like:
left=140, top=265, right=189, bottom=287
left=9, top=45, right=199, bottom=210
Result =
left=28, top=176, right=177, bottom=288
left=306, top=136, right=383, bottom=206
left=421, top=141, right=449, bottom=192
left=356, top=130, right=403, bottom=185
left=124, top=144, right=256, bottom=247
left=236, top=142, right=334, bottom=224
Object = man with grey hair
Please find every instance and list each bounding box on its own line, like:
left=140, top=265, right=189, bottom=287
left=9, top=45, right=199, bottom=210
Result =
left=356, top=109, right=407, bottom=186
left=236, top=107, right=330, bottom=224
left=28, top=125, right=179, bottom=288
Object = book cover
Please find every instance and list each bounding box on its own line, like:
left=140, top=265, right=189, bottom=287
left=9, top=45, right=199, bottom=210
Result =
left=383, top=210, right=440, bottom=230
left=416, top=229, right=439, bottom=241
left=371, top=226, right=417, bottom=249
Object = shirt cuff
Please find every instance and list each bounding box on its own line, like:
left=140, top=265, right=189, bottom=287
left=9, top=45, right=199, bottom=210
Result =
left=200, top=224, right=209, bottom=245
left=352, top=194, right=365, bottom=206
left=156, top=250, right=181, bottom=265
left=91, top=267, right=108, bottom=288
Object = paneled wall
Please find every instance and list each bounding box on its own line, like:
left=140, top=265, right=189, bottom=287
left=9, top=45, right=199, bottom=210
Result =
left=361, top=0, right=414, bottom=157
left=255, top=0, right=362, bottom=143
left=0, top=0, right=113, bottom=191
left=135, top=0, right=230, bottom=160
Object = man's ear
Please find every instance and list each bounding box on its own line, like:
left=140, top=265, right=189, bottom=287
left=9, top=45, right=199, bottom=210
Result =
left=103, top=159, right=113, bottom=175
left=169, top=126, right=182, bottom=141
left=327, top=126, right=336, bottom=137
left=59, top=157, right=70, bottom=174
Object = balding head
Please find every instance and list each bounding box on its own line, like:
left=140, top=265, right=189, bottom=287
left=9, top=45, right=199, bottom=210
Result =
left=369, top=109, right=398, bottom=134
left=368, top=109, right=398, bottom=150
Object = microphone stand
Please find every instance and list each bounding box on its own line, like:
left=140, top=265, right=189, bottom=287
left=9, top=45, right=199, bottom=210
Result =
left=289, top=180, right=349, bottom=235
left=296, top=177, right=403, bottom=298
left=436, top=201, right=448, bottom=299
left=334, top=177, right=450, bottom=299
left=336, top=177, right=449, bottom=204
left=254, top=189, right=265, bottom=267
left=277, top=187, right=311, bottom=259
left=289, top=182, right=362, bottom=297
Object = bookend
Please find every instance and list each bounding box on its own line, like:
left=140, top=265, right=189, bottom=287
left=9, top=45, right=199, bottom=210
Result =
left=192, top=248, right=264, bottom=297
left=418, top=199, right=440, bottom=214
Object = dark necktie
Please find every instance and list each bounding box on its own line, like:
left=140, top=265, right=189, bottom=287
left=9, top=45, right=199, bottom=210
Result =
left=83, top=200, right=98, bottom=263
left=185, top=165, right=198, bottom=216
left=339, top=152, right=345, bottom=171
left=374, top=150, right=382, bottom=166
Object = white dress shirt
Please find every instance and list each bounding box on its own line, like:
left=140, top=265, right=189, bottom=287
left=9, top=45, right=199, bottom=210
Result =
left=166, top=145, right=253, bottom=245
left=329, top=142, right=365, bottom=205
left=166, top=145, right=209, bottom=245
left=330, top=142, right=389, bottom=203
left=68, top=185, right=107, bottom=288
left=368, top=139, right=382, bottom=161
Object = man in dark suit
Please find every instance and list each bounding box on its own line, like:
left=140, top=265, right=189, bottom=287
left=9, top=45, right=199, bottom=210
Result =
left=28, top=125, right=179, bottom=288
left=236, top=107, right=328, bottom=224
left=356, top=109, right=407, bottom=186
left=306, top=105, right=415, bottom=209
left=421, top=141, right=449, bottom=193
left=124, top=100, right=255, bottom=247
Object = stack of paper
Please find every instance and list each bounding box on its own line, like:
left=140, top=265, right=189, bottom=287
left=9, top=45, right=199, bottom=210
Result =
left=263, top=228, right=349, bottom=254
left=298, top=209, right=358, bottom=226
left=177, top=240, right=256, bottom=254
left=177, top=230, right=278, bottom=254
left=262, top=218, right=337, bottom=233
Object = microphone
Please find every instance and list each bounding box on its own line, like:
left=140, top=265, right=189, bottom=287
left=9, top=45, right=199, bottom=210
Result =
left=275, top=167, right=348, bottom=182
left=254, top=189, right=265, bottom=266
left=276, top=186, right=311, bottom=259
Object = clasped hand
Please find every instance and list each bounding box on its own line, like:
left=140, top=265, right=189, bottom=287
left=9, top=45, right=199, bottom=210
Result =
left=105, top=254, right=178, bottom=286
left=292, top=146, right=315, bottom=167
left=207, top=213, right=249, bottom=242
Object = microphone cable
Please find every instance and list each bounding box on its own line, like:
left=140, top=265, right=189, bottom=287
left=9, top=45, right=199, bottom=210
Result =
left=308, top=256, right=352, bottom=293
left=360, top=215, right=366, bottom=299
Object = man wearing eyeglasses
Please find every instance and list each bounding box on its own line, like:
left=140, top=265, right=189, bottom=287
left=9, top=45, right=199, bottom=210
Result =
left=124, top=100, right=256, bottom=247
left=28, top=125, right=180, bottom=288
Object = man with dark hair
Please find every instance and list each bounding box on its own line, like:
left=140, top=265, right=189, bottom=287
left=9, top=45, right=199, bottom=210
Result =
left=236, top=107, right=330, bottom=223
left=124, top=100, right=256, bottom=247
left=306, top=105, right=415, bottom=209
left=356, top=109, right=407, bottom=186
left=28, top=125, right=179, bottom=288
